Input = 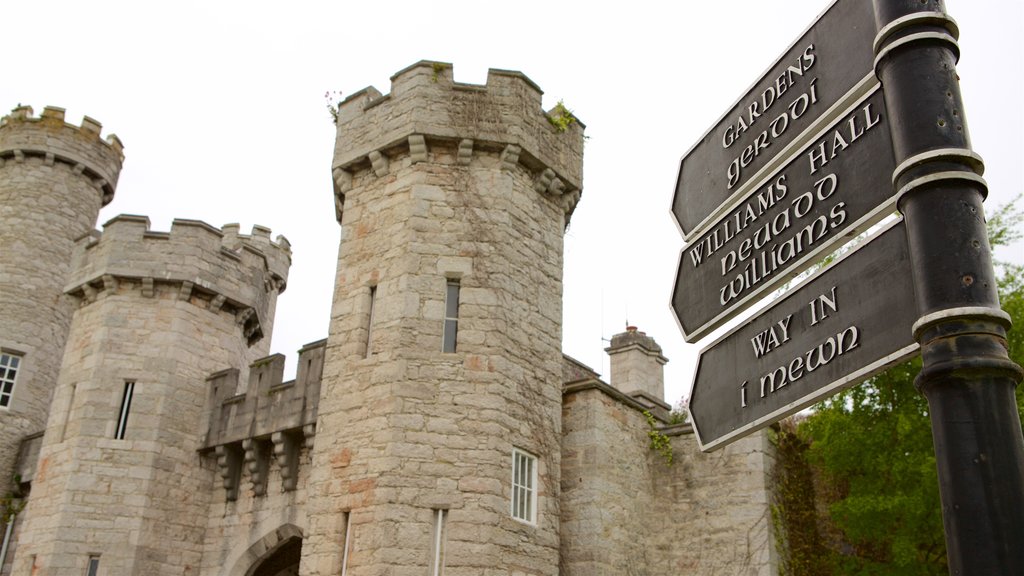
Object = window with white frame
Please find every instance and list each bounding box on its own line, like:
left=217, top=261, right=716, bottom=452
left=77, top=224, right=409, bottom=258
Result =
left=511, top=448, right=537, bottom=523
left=0, top=352, right=22, bottom=409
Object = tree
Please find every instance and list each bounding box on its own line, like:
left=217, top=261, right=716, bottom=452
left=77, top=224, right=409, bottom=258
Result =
left=792, top=198, right=1023, bottom=574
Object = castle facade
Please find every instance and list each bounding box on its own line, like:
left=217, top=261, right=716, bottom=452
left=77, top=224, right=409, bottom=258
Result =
left=0, top=62, right=776, bottom=576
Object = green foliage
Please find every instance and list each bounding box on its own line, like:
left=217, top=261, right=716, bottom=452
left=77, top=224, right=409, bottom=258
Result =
left=547, top=100, right=576, bottom=133
left=771, top=421, right=832, bottom=576
left=799, top=359, right=948, bottom=574
left=999, top=260, right=1024, bottom=416
left=787, top=196, right=1024, bottom=574
left=643, top=410, right=673, bottom=465
left=431, top=62, right=445, bottom=83
left=2, top=475, right=24, bottom=524
left=987, top=194, right=1023, bottom=261
left=668, top=397, right=689, bottom=425
left=324, top=90, right=342, bottom=125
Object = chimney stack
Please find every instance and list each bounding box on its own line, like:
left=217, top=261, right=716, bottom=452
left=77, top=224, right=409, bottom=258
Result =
left=605, top=326, right=668, bottom=404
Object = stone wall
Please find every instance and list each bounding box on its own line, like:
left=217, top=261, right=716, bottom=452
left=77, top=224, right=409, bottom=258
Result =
left=11, top=216, right=289, bottom=576
left=303, top=61, right=585, bottom=576
left=561, top=376, right=776, bottom=576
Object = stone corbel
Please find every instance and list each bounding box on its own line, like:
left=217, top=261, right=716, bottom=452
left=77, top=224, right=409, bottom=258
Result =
left=368, top=150, right=389, bottom=177
left=408, top=134, right=428, bottom=163
left=500, top=144, right=521, bottom=171
left=81, top=283, right=98, bottom=304
left=272, top=431, right=300, bottom=491
left=178, top=281, right=194, bottom=302
left=141, top=277, right=154, bottom=298
left=333, top=168, right=352, bottom=223
left=458, top=139, right=474, bottom=165
left=534, top=168, right=555, bottom=194
left=236, top=307, right=255, bottom=327
left=209, top=294, right=226, bottom=312
left=303, top=423, right=316, bottom=451
left=101, top=274, right=118, bottom=296
left=243, top=438, right=270, bottom=496
left=215, top=443, right=244, bottom=501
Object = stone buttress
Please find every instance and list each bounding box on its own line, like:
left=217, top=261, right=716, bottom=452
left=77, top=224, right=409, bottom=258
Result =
left=10, top=216, right=289, bottom=576
left=302, top=61, right=585, bottom=576
left=0, top=106, right=123, bottom=507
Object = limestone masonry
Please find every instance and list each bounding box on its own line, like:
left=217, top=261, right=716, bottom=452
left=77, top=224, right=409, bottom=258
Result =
left=0, top=62, right=777, bottom=575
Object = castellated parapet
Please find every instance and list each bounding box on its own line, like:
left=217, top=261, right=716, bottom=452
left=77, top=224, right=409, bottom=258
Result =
left=0, top=105, right=124, bottom=204
left=330, top=60, right=585, bottom=226
left=201, top=340, right=325, bottom=499
left=65, top=214, right=291, bottom=346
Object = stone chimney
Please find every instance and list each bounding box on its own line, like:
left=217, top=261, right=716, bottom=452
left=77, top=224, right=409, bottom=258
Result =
left=605, top=326, right=668, bottom=404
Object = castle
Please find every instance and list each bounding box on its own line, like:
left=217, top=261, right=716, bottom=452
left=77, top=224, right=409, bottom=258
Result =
left=0, top=62, right=776, bottom=575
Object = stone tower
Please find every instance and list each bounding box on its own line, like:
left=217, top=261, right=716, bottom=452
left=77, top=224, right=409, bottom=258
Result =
left=11, top=215, right=290, bottom=575
left=303, top=61, right=584, bottom=575
left=0, top=106, right=124, bottom=500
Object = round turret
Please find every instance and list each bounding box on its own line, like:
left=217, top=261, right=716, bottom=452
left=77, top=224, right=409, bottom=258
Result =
left=0, top=105, right=124, bottom=500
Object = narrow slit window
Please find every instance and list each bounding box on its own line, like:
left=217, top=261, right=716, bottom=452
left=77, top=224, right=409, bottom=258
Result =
left=366, top=285, right=377, bottom=358
left=115, top=381, right=134, bottom=440
left=511, top=448, right=537, bottom=524
left=85, top=555, right=100, bottom=576
left=60, top=384, right=77, bottom=442
left=0, top=352, right=22, bottom=409
left=442, top=280, right=460, bottom=353
left=430, top=508, right=447, bottom=576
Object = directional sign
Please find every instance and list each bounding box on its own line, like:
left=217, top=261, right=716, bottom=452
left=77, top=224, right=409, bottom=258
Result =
left=672, top=0, right=878, bottom=240
left=688, top=220, right=919, bottom=452
left=672, top=87, right=896, bottom=342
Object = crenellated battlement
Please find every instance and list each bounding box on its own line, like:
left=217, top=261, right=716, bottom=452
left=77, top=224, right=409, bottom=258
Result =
left=331, top=61, right=586, bottom=225
left=0, top=105, right=125, bottom=204
left=64, top=214, right=291, bottom=345
left=201, top=340, right=325, bottom=498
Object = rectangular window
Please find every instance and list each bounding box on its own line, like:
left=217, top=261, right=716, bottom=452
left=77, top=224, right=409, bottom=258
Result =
left=442, top=280, right=460, bottom=353
left=511, top=448, right=537, bottom=524
left=0, top=352, right=22, bottom=409
left=115, top=381, right=134, bottom=440
left=85, top=555, right=100, bottom=576
left=430, top=508, right=447, bottom=576
left=366, top=285, right=377, bottom=358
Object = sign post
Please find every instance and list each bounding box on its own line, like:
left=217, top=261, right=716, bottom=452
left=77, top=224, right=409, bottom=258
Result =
left=689, top=221, right=919, bottom=451
left=671, top=0, right=878, bottom=240
left=872, top=2, right=1024, bottom=572
left=673, top=88, right=896, bottom=342
left=671, top=0, right=1024, bottom=570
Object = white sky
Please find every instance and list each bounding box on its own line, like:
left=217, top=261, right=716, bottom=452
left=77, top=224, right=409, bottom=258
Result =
left=6, top=0, right=1021, bottom=407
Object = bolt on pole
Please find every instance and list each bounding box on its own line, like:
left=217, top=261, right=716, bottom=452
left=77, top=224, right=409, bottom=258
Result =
left=872, top=1, right=1024, bottom=572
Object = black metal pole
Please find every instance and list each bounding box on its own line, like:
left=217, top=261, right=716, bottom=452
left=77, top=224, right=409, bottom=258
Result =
left=872, top=1, right=1024, bottom=572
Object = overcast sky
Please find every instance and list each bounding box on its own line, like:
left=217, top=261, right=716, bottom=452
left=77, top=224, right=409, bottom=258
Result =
left=6, top=0, right=1021, bottom=407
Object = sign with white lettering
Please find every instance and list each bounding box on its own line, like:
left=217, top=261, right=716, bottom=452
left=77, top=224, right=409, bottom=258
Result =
left=672, top=88, right=895, bottom=342
left=688, top=220, right=919, bottom=451
left=671, top=0, right=877, bottom=240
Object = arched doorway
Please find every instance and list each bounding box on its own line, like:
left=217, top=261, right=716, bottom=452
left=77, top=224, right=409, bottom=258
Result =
left=232, top=524, right=304, bottom=576
left=248, top=536, right=301, bottom=576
